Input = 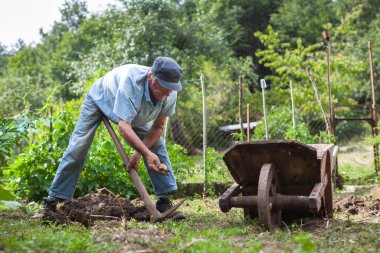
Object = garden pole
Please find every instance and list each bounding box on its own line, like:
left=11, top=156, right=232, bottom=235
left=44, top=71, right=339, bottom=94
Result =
left=323, top=31, right=335, bottom=135
left=289, top=81, right=296, bottom=129
left=239, top=75, right=244, bottom=135
left=60, top=98, right=67, bottom=123
left=306, top=68, right=332, bottom=135
left=49, top=106, right=53, bottom=150
left=246, top=104, right=250, bottom=141
left=201, top=73, right=208, bottom=196
left=163, top=117, right=169, bottom=144
left=368, top=41, right=379, bottom=173
left=260, top=79, right=269, bottom=140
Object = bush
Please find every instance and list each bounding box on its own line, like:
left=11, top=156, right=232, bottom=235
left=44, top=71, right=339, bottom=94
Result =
left=4, top=101, right=78, bottom=200
left=284, top=123, right=335, bottom=144
left=3, top=99, right=215, bottom=200
left=0, top=117, right=27, bottom=167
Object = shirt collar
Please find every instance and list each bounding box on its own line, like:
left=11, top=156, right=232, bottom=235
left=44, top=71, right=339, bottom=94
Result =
left=144, top=76, right=163, bottom=107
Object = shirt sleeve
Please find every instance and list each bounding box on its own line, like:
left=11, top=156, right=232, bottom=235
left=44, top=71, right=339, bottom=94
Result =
left=159, top=92, right=177, bottom=117
left=113, top=89, right=137, bottom=124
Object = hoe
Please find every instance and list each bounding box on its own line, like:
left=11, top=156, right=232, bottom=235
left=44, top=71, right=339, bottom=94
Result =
left=102, top=116, right=185, bottom=222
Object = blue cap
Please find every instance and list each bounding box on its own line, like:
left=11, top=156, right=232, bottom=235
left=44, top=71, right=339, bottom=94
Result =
left=151, top=57, right=182, bottom=91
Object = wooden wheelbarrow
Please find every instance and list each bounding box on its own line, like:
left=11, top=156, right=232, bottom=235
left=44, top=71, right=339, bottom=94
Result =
left=219, top=140, right=338, bottom=230
left=102, top=116, right=185, bottom=222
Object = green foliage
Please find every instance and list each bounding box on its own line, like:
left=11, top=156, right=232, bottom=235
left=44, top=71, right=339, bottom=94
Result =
left=0, top=117, right=27, bottom=168
left=0, top=186, right=21, bottom=210
left=254, top=20, right=371, bottom=141
left=3, top=99, right=148, bottom=200
left=1, top=0, right=379, bottom=202
left=231, top=132, right=245, bottom=142
left=252, top=105, right=334, bottom=143
left=0, top=118, right=17, bottom=166
left=172, top=57, right=258, bottom=151
left=206, top=148, right=229, bottom=184
left=0, top=43, right=9, bottom=76
left=0, top=186, right=15, bottom=201
left=253, top=106, right=292, bottom=140
left=2, top=183, right=380, bottom=252
left=165, top=144, right=195, bottom=183
left=285, top=123, right=335, bottom=144
left=336, top=121, right=370, bottom=143
left=292, top=232, right=317, bottom=253
left=3, top=97, right=220, bottom=200
left=270, top=0, right=338, bottom=45
left=4, top=102, right=77, bottom=200
left=0, top=214, right=119, bottom=252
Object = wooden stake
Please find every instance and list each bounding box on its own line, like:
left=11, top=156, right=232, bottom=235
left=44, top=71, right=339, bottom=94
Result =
left=306, top=68, right=332, bottom=134
left=368, top=41, right=379, bottom=173
left=246, top=104, right=250, bottom=141
left=239, top=75, right=244, bottom=135
left=289, top=81, right=296, bottom=129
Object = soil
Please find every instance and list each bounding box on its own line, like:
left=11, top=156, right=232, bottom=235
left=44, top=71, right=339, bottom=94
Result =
left=300, top=194, right=380, bottom=233
left=334, top=195, right=380, bottom=216
left=42, top=188, right=150, bottom=226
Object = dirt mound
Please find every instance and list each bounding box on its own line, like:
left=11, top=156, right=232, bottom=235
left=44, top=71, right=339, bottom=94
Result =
left=42, top=188, right=150, bottom=226
left=334, top=195, right=380, bottom=216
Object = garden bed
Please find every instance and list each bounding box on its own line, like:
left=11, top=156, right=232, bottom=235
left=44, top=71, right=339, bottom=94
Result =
left=1, top=186, right=380, bottom=252
left=42, top=188, right=150, bottom=226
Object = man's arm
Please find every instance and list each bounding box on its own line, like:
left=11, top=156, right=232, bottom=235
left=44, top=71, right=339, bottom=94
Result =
left=124, top=115, right=168, bottom=171
left=118, top=118, right=165, bottom=173
left=141, top=115, right=167, bottom=148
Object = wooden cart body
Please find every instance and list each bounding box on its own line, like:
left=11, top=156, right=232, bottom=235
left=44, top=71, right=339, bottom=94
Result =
left=219, top=140, right=338, bottom=230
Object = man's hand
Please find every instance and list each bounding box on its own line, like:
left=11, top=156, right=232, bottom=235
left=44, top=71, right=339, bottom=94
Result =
left=144, top=151, right=162, bottom=173
left=118, top=118, right=168, bottom=175
left=127, top=152, right=141, bottom=171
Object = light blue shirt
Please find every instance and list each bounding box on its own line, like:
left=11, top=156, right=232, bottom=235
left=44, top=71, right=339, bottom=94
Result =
left=88, top=64, right=177, bottom=126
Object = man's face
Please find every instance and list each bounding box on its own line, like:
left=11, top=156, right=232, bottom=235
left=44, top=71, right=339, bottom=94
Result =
left=151, top=77, right=172, bottom=101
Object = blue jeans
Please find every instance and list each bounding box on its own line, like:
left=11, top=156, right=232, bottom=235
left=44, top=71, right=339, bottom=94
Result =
left=48, top=94, right=177, bottom=200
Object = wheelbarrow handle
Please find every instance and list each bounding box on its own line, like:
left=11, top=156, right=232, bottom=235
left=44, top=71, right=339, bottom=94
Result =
left=101, top=116, right=160, bottom=219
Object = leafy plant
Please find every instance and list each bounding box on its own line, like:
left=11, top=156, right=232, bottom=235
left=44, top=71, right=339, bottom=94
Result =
left=206, top=148, right=229, bottom=184
left=4, top=97, right=219, bottom=200
left=165, top=143, right=195, bottom=183
left=292, top=232, right=317, bottom=253
left=285, top=123, right=335, bottom=144
left=0, top=117, right=26, bottom=167
left=231, top=132, right=245, bottom=142
left=0, top=186, right=22, bottom=209
left=0, top=186, right=15, bottom=201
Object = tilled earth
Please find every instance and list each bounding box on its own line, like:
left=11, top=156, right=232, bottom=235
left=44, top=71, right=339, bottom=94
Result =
left=42, top=188, right=380, bottom=227
left=334, top=195, right=380, bottom=216
left=39, top=187, right=380, bottom=252
left=42, top=188, right=150, bottom=226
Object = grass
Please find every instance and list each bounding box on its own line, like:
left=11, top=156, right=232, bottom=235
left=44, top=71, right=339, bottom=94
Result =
left=0, top=207, right=120, bottom=252
left=338, top=143, right=379, bottom=185
left=179, top=154, right=232, bottom=184
left=1, top=142, right=379, bottom=252
left=1, top=188, right=379, bottom=253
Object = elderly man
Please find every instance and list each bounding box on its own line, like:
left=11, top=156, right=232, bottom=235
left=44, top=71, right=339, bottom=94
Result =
left=44, top=57, right=184, bottom=218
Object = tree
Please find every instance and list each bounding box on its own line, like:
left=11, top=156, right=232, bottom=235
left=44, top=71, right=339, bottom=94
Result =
left=0, top=43, right=9, bottom=76
left=59, top=0, right=88, bottom=31
left=270, top=0, right=338, bottom=45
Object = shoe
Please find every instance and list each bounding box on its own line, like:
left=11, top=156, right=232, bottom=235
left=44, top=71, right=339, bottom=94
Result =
left=41, top=196, right=63, bottom=211
left=31, top=196, right=62, bottom=219
left=156, top=195, right=173, bottom=213
left=156, top=196, right=186, bottom=220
